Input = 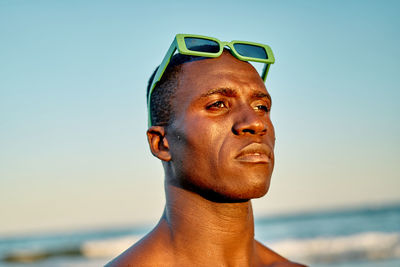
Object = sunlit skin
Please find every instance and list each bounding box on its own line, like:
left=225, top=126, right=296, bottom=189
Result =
left=107, top=51, right=306, bottom=267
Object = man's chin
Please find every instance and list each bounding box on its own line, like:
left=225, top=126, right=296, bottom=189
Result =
left=231, top=171, right=272, bottom=199
left=176, top=173, right=272, bottom=203
left=208, top=181, right=271, bottom=203
left=236, top=181, right=271, bottom=200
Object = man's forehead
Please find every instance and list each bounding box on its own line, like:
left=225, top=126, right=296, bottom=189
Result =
left=178, top=51, right=266, bottom=92
left=182, top=50, right=257, bottom=73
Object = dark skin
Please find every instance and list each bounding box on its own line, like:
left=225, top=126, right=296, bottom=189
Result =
left=107, top=51, right=306, bottom=267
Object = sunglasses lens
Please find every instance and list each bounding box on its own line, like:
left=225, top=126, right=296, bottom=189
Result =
left=184, top=37, right=220, bottom=53
left=233, top=43, right=268, bottom=59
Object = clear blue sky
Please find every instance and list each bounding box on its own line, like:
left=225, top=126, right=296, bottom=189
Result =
left=1, top=0, right=399, bottom=236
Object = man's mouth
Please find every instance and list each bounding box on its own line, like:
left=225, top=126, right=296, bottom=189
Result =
left=234, top=143, right=272, bottom=163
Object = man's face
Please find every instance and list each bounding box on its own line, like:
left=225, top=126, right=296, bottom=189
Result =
left=166, top=51, right=275, bottom=201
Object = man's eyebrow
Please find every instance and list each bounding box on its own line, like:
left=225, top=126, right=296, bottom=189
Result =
left=252, top=91, right=272, bottom=104
left=199, top=88, right=272, bottom=104
left=200, top=88, right=237, bottom=98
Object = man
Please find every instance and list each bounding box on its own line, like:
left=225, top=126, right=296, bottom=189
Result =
left=107, top=34, right=305, bottom=267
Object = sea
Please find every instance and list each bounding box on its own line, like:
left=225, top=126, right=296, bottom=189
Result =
left=1, top=203, right=400, bottom=267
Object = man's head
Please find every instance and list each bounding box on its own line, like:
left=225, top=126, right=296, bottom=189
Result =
left=147, top=50, right=275, bottom=202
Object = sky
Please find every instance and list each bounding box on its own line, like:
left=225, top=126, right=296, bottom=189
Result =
left=0, top=0, right=399, bottom=236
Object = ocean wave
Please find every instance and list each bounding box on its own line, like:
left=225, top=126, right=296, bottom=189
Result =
left=269, top=231, right=400, bottom=263
left=2, top=235, right=141, bottom=263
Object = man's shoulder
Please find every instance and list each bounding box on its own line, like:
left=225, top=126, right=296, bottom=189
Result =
left=255, top=240, right=308, bottom=267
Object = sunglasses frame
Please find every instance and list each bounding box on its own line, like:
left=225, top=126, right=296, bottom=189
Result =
left=148, top=33, right=275, bottom=127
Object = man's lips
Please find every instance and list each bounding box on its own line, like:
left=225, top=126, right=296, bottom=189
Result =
left=234, top=143, right=272, bottom=163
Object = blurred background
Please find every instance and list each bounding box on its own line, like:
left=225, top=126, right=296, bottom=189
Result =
left=1, top=0, right=399, bottom=266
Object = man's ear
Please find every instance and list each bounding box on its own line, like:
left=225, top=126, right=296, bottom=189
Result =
left=147, top=126, right=172, bottom=162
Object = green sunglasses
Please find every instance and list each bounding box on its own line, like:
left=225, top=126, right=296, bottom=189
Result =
left=148, top=33, right=275, bottom=127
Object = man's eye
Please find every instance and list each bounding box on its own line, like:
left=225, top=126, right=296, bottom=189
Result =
left=207, top=101, right=227, bottom=109
left=255, top=105, right=269, bottom=112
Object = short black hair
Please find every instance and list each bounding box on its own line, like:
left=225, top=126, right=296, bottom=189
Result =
left=146, top=54, right=207, bottom=126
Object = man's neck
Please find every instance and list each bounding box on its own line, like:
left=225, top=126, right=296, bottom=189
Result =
left=162, top=184, right=259, bottom=266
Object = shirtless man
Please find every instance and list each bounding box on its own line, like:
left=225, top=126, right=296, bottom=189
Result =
left=107, top=34, right=306, bottom=267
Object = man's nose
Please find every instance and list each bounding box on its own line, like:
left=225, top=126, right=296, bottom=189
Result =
left=232, top=106, right=267, bottom=136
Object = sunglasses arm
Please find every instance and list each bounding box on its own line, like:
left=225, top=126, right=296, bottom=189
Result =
left=261, top=63, right=271, bottom=82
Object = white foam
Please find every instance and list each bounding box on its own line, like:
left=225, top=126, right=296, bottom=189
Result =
left=269, top=232, right=400, bottom=263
